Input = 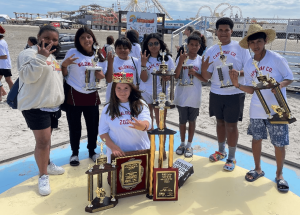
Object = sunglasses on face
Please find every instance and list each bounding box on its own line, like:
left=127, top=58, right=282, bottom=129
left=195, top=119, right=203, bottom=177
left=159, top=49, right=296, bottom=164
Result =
left=148, top=41, right=160, bottom=47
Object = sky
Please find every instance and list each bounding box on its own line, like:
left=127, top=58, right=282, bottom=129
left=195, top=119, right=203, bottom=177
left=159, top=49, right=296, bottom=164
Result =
left=1, top=0, right=299, bottom=20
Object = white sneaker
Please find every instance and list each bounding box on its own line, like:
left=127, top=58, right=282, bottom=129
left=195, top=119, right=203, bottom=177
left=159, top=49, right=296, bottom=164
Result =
left=47, top=162, right=65, bottom=175
left=38, top=175, right=51, bottom=196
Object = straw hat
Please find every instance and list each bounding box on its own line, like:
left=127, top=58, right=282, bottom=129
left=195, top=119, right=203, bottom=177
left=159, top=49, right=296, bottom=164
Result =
left=239, top=24, right=276, bottom=49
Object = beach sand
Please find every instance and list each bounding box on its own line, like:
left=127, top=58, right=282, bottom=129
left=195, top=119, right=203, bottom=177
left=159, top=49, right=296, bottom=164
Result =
left=0, top=25, right=299, bottom=164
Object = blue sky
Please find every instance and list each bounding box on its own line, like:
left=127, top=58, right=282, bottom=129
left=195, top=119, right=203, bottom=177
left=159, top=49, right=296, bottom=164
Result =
left=1, top=0, right=299, bottom=20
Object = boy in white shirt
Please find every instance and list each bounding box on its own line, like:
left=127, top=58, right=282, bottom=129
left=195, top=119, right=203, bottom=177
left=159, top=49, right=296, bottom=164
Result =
left=174, top=35, right=207, bottom=157
left=230, top=24, right=293, bottom=192
left=201, top=17, right=251, bottom=171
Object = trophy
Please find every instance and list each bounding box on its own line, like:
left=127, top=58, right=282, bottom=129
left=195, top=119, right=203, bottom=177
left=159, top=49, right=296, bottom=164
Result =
left=97, top=139, right=107, bottom=169
left=216, top=40, right=234, bottom=88
left=251, top=60, right=296, bottom=124
left=179, top=43, right=194, bottom=86
left=159, top=51, right=168, bottom=74
left=147, top=88, right=178, bottom=200
left=85, top=138, right=118, bottom=213
left=83, top=43, right=103, bottom=91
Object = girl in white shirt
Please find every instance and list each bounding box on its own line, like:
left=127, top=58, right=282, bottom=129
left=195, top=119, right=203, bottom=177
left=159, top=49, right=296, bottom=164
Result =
left=140, top=33, right=175, bottom=160
left=99, top=72, right=151, bottom=162
left=105, top=37, right=141, bottom=103
left=126, top=29, right=142, bottom=59
left=61, top=26, right=107, bottom=166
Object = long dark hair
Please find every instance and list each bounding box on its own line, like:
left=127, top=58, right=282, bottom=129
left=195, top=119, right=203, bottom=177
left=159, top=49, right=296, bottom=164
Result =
left=74, top=26, right=105, bottom=62
left=142, top=33, right=171, bottom=62
left=126, top=30, right=139, bottom=45
left=106, top=83, right=147, bottom=119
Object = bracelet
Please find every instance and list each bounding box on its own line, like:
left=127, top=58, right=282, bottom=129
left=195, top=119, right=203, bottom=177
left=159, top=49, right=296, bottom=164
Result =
left=141, top=66, right=147, bottom=71
left=142, top=124, right=148, bottom=131
left=237, top=83, right=241, bottom=89
left=238, top=71, right=241, bottom=76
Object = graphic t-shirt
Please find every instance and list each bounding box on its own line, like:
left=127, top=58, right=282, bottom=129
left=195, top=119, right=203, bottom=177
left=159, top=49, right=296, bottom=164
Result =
left=105, top=56, right=141, bottom=102
left=174, top=55, right=203, bottom=108
left=205, top=40, right=251, bottom=95
left=0, top=39, right=11, bottom=69
left=98, top=100, right=151, bottom=162
left=129, top=43, right=141, bottom=59
left=244, top=50, right=294, bottom=119
left=139, top=55, right=175, bottom=96
left=63, top=48, right=107, bottom=94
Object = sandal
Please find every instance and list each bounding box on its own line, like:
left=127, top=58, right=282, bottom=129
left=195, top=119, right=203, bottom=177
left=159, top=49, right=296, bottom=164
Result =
left=245, top=170, right=265, bottom=182
left=90, top=154, right=100, bottom=163
left=176, top=146, right=185, bottom=155
left=184, top=147, right=193, bottom=158
left=209, top=151, right=227, bottom=162
left=275, top=178, right=289, bottom=193
left=223, top=159, right=236, bottom=172
left=70, top=155, right=80, bottom=166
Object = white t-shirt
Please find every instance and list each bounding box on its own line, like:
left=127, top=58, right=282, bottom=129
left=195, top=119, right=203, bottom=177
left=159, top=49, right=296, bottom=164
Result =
left=98, top=100, right=151, bottom=162
left=0, top=39, right=12, bottom=69
left=205, top=40, right=251, bottom=95
left=139, top=55, right=175, bottom=96
left=63, top=48, right=107, bottom=94
left=244, top=50, right=294, bottom=119
left=129, top=43, right=141, bottom=59
left=105, top=56, right=141, bottom=103
left=174, top=55, right=203, bottom=108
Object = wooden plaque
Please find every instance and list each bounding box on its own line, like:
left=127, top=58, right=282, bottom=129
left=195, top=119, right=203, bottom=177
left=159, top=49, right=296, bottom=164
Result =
left=153, top=168, right=178, bottom=201
left=111, top=149, right=150, bottom=198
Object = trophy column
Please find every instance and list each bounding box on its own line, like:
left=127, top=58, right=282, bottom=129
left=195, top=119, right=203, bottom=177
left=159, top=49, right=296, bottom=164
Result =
left=87, top=174, right=93, bottom=207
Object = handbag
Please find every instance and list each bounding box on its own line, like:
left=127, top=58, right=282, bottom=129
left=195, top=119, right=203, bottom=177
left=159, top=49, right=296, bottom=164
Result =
left=7, top=78, right=24, bottom=109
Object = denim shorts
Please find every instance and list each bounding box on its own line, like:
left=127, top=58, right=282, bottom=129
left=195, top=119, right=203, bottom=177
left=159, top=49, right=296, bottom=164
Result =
left=247, top=118, right=289, bottom=147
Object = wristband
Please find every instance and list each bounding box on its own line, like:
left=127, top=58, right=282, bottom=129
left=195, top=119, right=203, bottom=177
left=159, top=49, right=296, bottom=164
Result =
left=238, top=71, right=241, bottom=77
left=141, top=66, right=147, bottom=71
left=237, top=83, right=241, bottom=89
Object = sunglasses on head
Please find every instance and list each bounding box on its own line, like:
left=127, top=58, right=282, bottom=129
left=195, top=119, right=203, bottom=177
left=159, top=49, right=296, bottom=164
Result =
left=148, top=41, right=160, bottom=47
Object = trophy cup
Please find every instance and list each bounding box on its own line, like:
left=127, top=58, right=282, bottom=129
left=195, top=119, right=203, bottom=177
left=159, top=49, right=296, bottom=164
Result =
left=251, top=60, right=296, bottom=124
left=83, top=43, right=103, bottom=91
left=216, top=40, right=234, bottom=88
left=85, top=138, right=118, bottom=213
left=147, top=92, right=178, bottom=201
left=179, top=44, right=194, bottom=86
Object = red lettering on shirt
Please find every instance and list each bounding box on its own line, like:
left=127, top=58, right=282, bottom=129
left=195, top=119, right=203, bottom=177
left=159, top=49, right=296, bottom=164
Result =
left=118, top=65, right=135, bottom=70
left=78, top=62, right=93, bottom=67
left=147, top=62, right=160, bottom=70
left=250, top=65, right=273, bottom=78
left=212, top=51, right=237, bottom=59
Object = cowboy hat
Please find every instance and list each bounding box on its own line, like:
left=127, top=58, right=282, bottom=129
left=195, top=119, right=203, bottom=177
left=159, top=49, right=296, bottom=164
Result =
left=239, top=24, right=276, bottom=49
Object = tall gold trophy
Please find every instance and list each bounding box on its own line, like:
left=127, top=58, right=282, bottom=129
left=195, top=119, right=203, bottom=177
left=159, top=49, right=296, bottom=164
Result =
left=85, top=138, right=118, bottom=213
left=83, top=43, right=103, bottom=91
left=147, top=57, right=178, bottom=200
left=251, top=60, right=296, bottom=124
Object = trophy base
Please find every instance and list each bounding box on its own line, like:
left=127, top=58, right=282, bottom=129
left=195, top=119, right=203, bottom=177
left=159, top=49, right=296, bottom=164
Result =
left=86, top=87, right=102, bottom=91
left=220, top=84, right=234, bottom=88
left=146, top=193, right=153, bottom=199
left=268, top=113, right=297, bottom=124
left=85, top=197, right=118, bottom=213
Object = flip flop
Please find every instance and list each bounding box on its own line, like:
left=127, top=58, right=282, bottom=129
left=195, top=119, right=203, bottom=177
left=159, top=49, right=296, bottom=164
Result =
left=275, top=178, right=289, bottom=193
left=245, top=170, right=265, bottom=182
left=176, top=145, right=185, bottom=155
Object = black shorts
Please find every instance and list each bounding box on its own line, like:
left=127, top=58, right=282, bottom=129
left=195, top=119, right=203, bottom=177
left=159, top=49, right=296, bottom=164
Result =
left=177, top=106, right=199, bottom=124
left=0, top=69, right=12, bottom=77
left=209, top=92, right=245, bottom=123
left=22, top=109, right=61, bottom=130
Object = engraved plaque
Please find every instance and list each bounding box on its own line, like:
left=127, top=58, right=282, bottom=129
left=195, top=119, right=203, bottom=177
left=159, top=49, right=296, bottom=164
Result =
left=153, top=168, right=178, bottom=201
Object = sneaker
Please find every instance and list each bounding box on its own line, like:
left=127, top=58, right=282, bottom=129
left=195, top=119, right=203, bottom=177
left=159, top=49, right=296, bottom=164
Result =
left=38, top=175, right=51, bottom=196
left=47, top=162, right=65, bottom=175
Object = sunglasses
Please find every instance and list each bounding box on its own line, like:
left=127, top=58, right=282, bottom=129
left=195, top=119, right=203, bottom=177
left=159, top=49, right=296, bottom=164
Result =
left=148, top=41, right=160, bottom=47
